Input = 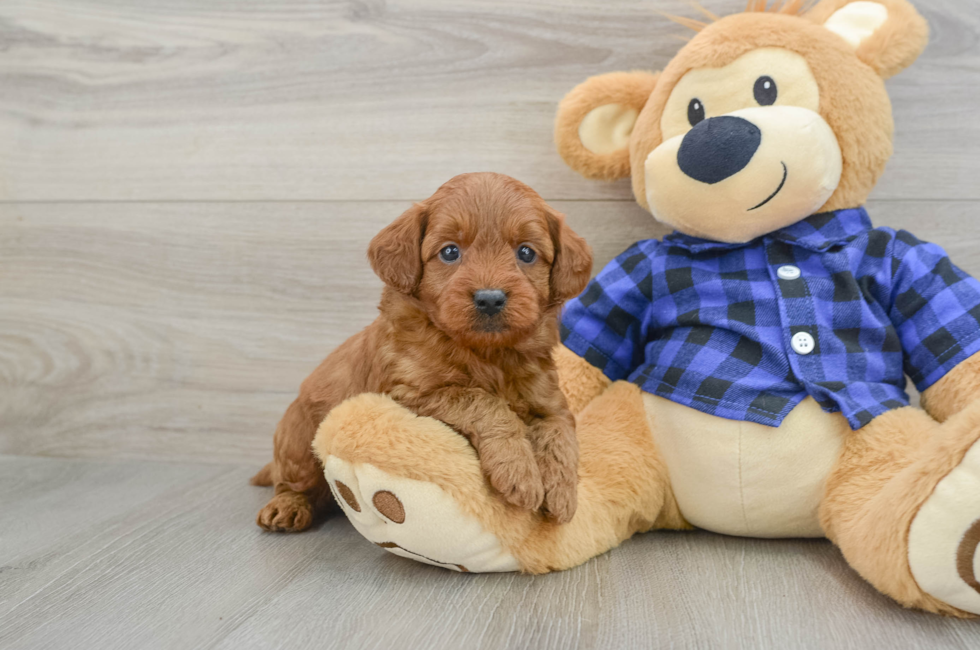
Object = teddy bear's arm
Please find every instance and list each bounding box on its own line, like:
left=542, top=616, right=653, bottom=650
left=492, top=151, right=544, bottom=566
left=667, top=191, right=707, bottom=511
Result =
left=920, top=352, right=980, bottom=423
left=558, top=241, right=660, bottom=407
left=883, top=232, right=980, bottom=421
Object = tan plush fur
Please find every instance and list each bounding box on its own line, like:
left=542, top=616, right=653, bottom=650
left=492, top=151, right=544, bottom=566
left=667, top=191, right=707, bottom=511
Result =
left=553, top=343, right=611, bottom=415
left=921, top=352, right=980, bottom=424
left=255, top=172, right=592, bottom=530
left=308, top=0, right=980, bottom=618
left=552, top=0, right=978, bottom=615
left=314, top=348, right=688, bottom=575
left=554, top=0, right=929, bottom=222
left=561, top=0, right=978, bottom=615
left=805, top=0, right=929, bottom=78
left=316, top=343, right=980, bottom=614
left=628, top=11, right=898, bottom=216
left=554, top=71, right=660, bottom=181
left=820, top=396, right=980, bottom=617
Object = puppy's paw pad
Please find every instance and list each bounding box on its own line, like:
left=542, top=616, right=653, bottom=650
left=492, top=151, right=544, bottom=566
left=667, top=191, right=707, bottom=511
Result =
left=482, top=438, right=544, bottom=511
left=256, top=493, right=313, bottom=532
left=536, top=447, right=579, bottom=524
left=543, top=483, right=578, bottom=525
left=489, top=464, right=544, bottom=511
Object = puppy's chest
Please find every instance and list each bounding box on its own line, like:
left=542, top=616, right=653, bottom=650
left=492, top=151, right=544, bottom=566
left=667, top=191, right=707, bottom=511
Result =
left=498, top=386, right=535, bottom=421
left=387, top=349, right=540, bottom=419
left=465, top=361, right=542, bottom=418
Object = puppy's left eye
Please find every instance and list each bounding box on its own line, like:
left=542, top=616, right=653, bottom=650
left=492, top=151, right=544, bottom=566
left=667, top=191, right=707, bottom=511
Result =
left=753, top=76, right=777, bottom=106
left=517, top=245, right=536, bottom=264
left=439, top=244, right=460, bottom=263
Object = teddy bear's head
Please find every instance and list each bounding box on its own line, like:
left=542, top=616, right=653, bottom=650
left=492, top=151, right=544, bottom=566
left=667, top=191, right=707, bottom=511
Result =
left=555, top=0, right=928, bottom=243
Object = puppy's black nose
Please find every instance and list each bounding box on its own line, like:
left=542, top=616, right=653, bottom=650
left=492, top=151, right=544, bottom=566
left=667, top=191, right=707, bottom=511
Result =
left=677, top=116, right=761, bottom=184
left=473, top=289, right=507, bottom=317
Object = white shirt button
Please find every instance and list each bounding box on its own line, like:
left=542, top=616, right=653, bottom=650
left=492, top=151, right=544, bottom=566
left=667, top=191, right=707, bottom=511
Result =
left=777, top=265, right=801, bottom=281
left=791, top=332, right=815, bottom=355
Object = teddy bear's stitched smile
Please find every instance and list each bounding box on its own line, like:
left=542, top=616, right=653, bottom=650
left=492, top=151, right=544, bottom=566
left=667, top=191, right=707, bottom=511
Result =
left=748, top=161, right=788, bottom=211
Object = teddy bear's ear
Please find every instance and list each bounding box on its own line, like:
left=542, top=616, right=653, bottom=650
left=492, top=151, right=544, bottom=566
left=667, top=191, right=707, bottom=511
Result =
left=554, top=71, right=660, bottom=181
left=806, top=0, right=928, bottom=79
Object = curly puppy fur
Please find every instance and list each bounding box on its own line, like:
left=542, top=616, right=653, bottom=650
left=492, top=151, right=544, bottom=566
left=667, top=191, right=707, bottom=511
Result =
left=254, top=172, right=593, bottom=531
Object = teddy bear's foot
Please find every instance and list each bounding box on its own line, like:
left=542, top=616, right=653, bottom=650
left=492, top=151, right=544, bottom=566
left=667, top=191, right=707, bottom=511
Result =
left=313, top=384, right=681, bottom=574
left=312, top=393, right=534, bottom=573
left=322, top=455, right=520, bottom=572
left=822, top=403, right=980, bottom=617
left=908, top=435, right=980, bottom=615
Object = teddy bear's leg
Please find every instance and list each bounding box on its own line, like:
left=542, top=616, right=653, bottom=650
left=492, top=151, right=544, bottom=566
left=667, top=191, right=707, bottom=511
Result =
left=518, top=380, right=688, bottom=572
left=313, top=380, right=685, bottom=574
left=819, top=396, right=980, bottom=616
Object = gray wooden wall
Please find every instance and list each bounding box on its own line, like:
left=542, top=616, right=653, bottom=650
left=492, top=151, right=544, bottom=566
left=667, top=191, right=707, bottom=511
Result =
left=3, top=0, right=977, bottom=466
left=3, top=2, right=980, bottom=649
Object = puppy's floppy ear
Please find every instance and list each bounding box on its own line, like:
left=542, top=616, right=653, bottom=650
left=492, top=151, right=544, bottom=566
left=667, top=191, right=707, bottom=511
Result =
left=555, top=71, right=660, bottom=181
left=546, top=207, right=593, bottom=303
left=806, top=0, right=928, bottom=79
left=368, top=202, right=428, bottom=294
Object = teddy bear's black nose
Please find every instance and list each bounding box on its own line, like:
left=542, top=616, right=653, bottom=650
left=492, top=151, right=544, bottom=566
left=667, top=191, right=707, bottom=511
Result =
left=677, top=116, right=761, bottom=184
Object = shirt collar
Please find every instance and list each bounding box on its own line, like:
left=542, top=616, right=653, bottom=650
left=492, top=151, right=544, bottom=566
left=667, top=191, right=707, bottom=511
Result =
left=662, top=207, right=873, bottom=254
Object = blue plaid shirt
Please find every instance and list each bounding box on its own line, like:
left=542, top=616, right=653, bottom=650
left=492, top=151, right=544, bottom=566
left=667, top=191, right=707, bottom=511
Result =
left=561, top=208, right=980, bottom=429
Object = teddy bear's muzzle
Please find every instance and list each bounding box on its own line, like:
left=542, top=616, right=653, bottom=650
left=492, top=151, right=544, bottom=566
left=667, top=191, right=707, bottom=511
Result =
left=644, top=105, right=842, bottom=244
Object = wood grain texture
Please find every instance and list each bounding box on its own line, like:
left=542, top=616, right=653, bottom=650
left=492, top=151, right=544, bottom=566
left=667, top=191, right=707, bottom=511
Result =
left=3, top=0, right=980, bottom=646
left=1, top=455, right=978, bottom=650
left=1, top=200, right=968, bottom=463
left=0, top=199, right=663, bottom=464
left=0, top=0, right=976, bottom=201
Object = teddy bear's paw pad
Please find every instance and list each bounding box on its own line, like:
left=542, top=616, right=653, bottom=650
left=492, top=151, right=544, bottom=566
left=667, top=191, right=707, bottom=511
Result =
left=323, top=456, right=520, bottom=573
left=908, top=437, right=980, bottom=615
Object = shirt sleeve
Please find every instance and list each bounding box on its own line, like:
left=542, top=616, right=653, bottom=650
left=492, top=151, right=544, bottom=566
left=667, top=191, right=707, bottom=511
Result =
left=560, top=241, right=656, bottom=381
left=887, top=230, right=980, bottom=391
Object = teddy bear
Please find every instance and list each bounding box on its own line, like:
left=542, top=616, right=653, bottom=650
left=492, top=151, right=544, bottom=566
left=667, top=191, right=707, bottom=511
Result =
left=311, top=0, right=980, bottom=617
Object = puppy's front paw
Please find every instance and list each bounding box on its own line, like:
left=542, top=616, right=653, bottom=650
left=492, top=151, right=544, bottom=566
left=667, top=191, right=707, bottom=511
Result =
left=257, top=491, right=313, bottom=532
left=542, top=472, right=578, bottom=525
left=483, top=438, right=544, bottom=511
left=537, top=446, right=578, bottom=524
left=532, top=420, right=579, bottom=524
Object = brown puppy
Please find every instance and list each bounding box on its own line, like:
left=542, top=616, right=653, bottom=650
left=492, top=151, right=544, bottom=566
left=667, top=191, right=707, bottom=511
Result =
left=253, top=172, right=593, bottom=531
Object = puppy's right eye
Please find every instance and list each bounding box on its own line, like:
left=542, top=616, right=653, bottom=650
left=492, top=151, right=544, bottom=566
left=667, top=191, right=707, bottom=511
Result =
left=439, top=244, right=460, bottom=263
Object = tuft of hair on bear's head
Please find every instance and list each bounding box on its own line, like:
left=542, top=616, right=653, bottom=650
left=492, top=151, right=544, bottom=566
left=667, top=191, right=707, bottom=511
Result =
left=662, top=1, right=815, bottom=35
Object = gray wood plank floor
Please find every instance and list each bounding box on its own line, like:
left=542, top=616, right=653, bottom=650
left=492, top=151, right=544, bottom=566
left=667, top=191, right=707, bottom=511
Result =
left=3, top=454, right=980, bottom=650
left=1, top=0, right=979, bottom=647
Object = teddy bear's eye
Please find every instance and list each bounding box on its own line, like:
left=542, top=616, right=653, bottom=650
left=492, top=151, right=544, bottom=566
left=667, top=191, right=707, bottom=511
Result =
left=753, top=76, right=777, bottom=106
left=687, top=98, right=705, bottom=127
